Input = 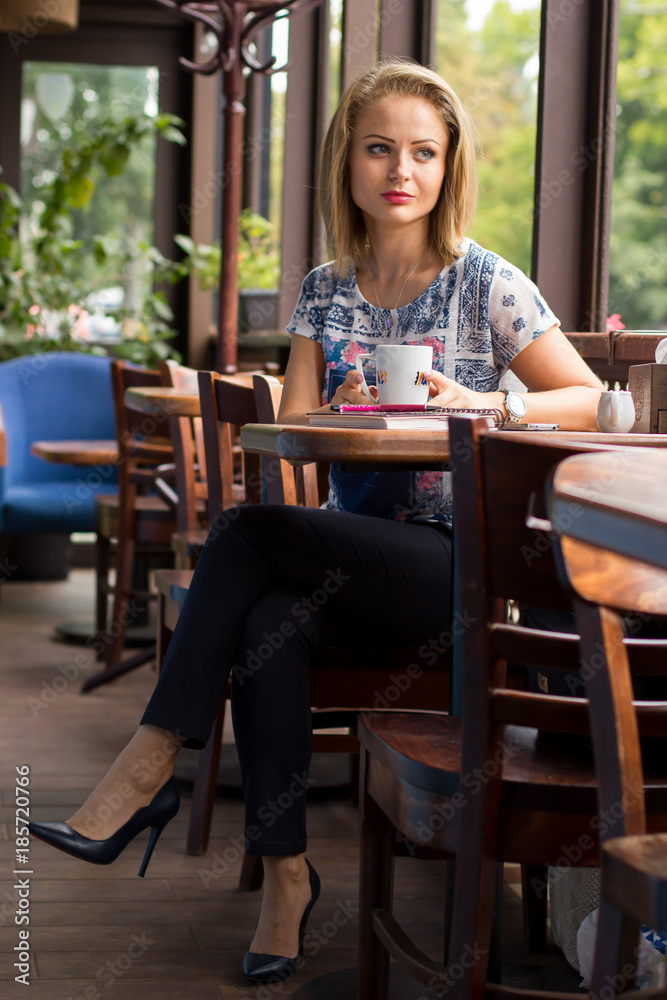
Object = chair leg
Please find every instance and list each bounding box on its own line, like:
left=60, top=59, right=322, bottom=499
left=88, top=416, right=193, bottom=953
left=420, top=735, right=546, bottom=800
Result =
left=521, top=864, right=548, bottom=952
left=156, top=593, right=171, bottom=672
left=104, top=529, right=137, bottom=672
left=81, top=645, right=156, bottom=694
left=94, top=533, right=111, bottom=661
left=358, top=745, right=395, bottom=1000
left=239, top=854, right=264, bottom=891
left=349, top=751, right=360, bottom=806
left=186, top=694, right=226, bottom=856
left=590, top=896, right=640, bottom=998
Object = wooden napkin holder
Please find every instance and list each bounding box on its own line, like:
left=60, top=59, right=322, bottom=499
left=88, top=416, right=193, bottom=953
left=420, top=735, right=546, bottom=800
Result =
left=628, top=363, right=667, bottom=433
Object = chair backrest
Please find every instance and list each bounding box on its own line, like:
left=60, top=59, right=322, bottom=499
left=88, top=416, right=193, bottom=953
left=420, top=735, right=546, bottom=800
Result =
left=159, top=361, right=207, bottom=533
left=451, top=418, right=666, bottom=735
left=0, top=352, right=115, bottom=487
left=198, top=371, right=261, bottom=521
left=551, top=506, right=667, bottom=840
left=111, top=360, right=163, bottom=441
left=252, top=373, right=319, bottom=508
left=110, top=360, right=174, bottom=495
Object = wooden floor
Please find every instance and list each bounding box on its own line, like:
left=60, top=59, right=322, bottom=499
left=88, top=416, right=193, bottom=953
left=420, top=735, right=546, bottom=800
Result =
left=0, top=568, right=582, bottom=998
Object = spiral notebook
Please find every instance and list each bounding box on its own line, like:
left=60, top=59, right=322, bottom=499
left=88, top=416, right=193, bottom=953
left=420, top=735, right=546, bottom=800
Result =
left=307, top=405, right=504, bottom=430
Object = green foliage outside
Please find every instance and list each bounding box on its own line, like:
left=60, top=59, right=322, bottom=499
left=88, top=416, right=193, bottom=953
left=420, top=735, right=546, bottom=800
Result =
left=0, top=57, right=281, bottom=365
left=0, top=113, right=189, bottom=366
left=435, top=0, right=667, bottom=331
left=175, top=208, right=281, bottom=292
left=435, top=0, right=540, bottom=275
left=608, top=0, right=667, bottom=330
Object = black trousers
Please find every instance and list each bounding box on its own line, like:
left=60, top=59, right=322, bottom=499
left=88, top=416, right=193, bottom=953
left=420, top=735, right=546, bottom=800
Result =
left=142, top=504, right=453, bottom=855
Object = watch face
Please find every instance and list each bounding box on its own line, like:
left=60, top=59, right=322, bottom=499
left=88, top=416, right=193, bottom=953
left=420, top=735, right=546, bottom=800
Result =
left=506, top=391, right=527, bottom=418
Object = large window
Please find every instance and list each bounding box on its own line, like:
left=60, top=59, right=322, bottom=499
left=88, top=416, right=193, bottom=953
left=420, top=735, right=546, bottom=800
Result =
left=21, top=61, right=160, bottom=337
left=608, top=0, right=667, bottom=331
left=435, top=0, right=541, bottom=273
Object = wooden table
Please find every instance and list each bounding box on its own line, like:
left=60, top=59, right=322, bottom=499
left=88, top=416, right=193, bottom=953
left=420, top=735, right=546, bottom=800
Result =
left=241, top=423, right=667, bottom=469
left=31, top=439, right=119, bottom=466
left=125, top=385, right=200, bottom=418
left=241, top=422, right=455, bottom=468
left=548, top=449, right=667, bottom=570
left=124, top=374, right=258, bottom=418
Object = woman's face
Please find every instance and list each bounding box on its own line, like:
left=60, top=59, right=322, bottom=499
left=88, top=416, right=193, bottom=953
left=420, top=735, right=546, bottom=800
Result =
left=348, top=95, right=449, bottom=231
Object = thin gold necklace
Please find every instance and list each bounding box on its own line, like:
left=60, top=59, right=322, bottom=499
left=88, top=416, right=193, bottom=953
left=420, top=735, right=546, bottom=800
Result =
left=368, top=252, right=425, bottom=331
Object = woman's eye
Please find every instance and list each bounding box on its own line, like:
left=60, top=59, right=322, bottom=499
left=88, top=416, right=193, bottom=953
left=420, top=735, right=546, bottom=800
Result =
left=368, top=143, right=389, bottom=154
left=416, top=148, right=436, bottom=160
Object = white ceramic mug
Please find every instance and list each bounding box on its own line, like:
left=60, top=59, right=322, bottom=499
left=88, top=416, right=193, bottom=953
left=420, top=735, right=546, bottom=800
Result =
left=596, top=389, right=636, bottom=433
left=354, top=344, right=433, bottom=405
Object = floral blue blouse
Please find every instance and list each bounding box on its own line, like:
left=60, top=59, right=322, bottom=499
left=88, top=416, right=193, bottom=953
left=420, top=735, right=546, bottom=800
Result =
left=287, top=239, right=559, bottom=524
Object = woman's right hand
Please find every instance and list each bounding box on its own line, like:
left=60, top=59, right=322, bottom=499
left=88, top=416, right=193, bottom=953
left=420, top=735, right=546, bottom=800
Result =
left=329, top=369, right=377, bottom=407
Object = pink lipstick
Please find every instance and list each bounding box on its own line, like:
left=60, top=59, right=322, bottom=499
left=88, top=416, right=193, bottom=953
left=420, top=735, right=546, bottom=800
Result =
left=380, top=191, right=414, bottom=204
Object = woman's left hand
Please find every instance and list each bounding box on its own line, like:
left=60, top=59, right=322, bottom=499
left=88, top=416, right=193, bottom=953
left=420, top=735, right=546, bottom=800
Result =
left=425, top=371, right=500, bottom=410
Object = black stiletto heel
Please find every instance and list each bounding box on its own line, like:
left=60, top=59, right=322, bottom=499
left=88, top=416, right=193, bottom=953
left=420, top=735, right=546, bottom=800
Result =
left=28, top=777, right=180, bottom=878
left=137, top=823, right=167, bottom=878
left=242, top=857, right=321, bottom=983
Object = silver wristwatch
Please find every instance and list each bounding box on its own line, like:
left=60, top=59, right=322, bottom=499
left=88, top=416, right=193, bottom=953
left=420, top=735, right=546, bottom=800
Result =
left=501, top=389, right=527, bottom=424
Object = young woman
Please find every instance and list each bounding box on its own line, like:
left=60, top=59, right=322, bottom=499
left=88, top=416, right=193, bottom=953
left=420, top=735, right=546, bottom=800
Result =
left=29, top=60, right=604, bottom=984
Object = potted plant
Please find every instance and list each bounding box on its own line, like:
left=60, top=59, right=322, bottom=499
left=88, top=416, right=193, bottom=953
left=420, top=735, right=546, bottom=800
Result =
left=0, top=113, right=188, bottom=367
left=175, top=208, right=281, bottom=334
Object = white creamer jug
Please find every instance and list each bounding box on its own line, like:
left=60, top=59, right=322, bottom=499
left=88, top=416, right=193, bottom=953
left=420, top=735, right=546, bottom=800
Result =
left=596, top=389, right=636, bottom=433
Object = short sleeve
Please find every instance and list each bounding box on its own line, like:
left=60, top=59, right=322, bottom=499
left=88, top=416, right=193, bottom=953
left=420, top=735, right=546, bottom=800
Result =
left=488, top=261, right=560, bottom=371
left=286, top=264, right=337, bottom=346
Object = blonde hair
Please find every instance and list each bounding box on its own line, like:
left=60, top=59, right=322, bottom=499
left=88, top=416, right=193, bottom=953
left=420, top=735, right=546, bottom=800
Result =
left=318, top=59, right=478, bottom=274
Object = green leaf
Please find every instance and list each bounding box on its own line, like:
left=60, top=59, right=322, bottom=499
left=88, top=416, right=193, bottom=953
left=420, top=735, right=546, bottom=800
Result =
left=160, top=125, right=187, bottom=146
left=99, top=142, right=130, bottom=176
left=173, top=234, right=195, bottom=254
left=93, top=240, right=107, bottom=266
left=151, top=293, right=174, bottom=321
left=64, top=175, right=95, bottom=209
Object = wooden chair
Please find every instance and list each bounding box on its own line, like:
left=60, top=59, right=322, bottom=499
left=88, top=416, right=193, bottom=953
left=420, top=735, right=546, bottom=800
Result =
left=156, top=372, right=451, bottom=868
left=156, top=361, right=215, bottom=569
left=551, top=486, right=667, bottom=996
left=83, top=361, right=178, bottom=693
left=357, top=417, right=667, bottom=1000
left=154, top=372, right=265, bottom=858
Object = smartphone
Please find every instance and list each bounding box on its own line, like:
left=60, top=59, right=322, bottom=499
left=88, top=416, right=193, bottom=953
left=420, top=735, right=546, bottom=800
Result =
left=503, top=423, right=560, bottom=431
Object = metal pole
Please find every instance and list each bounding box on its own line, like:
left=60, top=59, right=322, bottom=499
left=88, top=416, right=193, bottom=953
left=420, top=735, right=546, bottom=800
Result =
left=151, top=0, right=325, bottom=372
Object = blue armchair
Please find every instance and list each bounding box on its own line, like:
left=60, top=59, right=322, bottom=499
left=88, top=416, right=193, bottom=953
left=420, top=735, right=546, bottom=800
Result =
left=0, top=353, right=118, bottom=541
